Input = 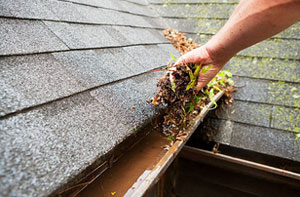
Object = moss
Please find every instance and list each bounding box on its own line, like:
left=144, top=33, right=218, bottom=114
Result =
left=268, top=81, right=300, bottom=108
left=273, top=106, right=300, bottom=134
left=240, top=39, right=300, bottom=59
left=226, top=57, right=300, bottom=82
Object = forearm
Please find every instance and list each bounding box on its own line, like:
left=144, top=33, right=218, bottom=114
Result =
left=206, top=0, right=300, bottom=64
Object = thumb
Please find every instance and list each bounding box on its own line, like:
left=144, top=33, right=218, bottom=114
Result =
left=176, top=49, right=202, bottom=65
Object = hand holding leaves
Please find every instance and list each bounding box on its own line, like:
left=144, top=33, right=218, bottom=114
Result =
left=176, top=45, right=227, bottom=90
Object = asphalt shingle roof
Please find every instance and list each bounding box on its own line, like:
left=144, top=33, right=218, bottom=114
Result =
left=1, top=0, right=299, bottom=196
left=0, top=0, right=180, bottom=196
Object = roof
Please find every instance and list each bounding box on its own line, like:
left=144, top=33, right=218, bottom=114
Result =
left=0, top=0, right=181, bottom=196
left=1, top=0, right=299, bottom=196
left=151, top=0, right=300, bottom=161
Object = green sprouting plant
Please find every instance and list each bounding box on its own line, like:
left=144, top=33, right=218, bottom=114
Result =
left=193, top=95, right=204, bottom=104
left=171, top=81, right=176, bottom=92
left=186, top=64, right=201, bottom=90
left=217, top=69, right=234, bottom=86
left=185, top=102, right=195, bottom=113
left=166, top=136, right=175, bottom=142
left=209, top=89, right=217, bottom=109
left=203, top=88, right=217, bottom=109
left=169, top=51, right=177, bottom=63
left=201, top=65, right=212, bottom=74
left=295, top=133, right=300, bottom=141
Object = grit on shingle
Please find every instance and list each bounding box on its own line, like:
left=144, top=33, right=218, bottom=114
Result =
left=150, top=0, right=300, bottom=162
left=0, top=54, right=84, bottom=116
left=43, top=21, right=120, bottom=49
left=0, top=0, right=178, bottom=196
left=0, top=18, right=69, bottom=55
left=0, top=0, right=57, bottom=20
left=0, top=70, right=165, bottom=197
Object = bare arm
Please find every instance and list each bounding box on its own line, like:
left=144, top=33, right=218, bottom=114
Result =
left=177, top=0, right=300, bottom=89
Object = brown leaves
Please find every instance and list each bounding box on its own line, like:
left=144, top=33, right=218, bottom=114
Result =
left=151, top=28, right=235, bottom=141
left=163, top=28, right=199, bottom=55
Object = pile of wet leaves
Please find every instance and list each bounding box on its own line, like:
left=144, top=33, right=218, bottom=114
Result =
left=151, top=28, right=235, bottom=138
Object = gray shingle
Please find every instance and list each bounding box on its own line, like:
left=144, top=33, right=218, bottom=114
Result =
left=63, top=0, right=121, bottom=10
left=266, top=81, right=300, bottom=108
left=124, top=0, right=149, bottom=5
left=43, top=0, right=90, bottom=23
left=100, top=9, right=128, bottom=25
left=0, top=92, right=129, bottom=196
left=187, top=34, right=300, bottom=61
left=272, top=106, right=300, bottom=133
left=124, top=45, right=155, bottom=70
left=119, top=0, right=159, bottom=17
left=153, top=4, right=235, bottom=18
left=105, top=47, right=146, bottom=75
left=143, top=16, right=169, bottom=28
left=44, top=0, right=113, bottom=24
left=44, top=21, right=119, bottom=49
left=112, top=26, right=164, bottom=45
left=45, top=0, right=153, bottom=27
left=64, top=0, right=150, bottom=14
left=232, top=77, right=300, bottom=108
left=148, top=0, right=239, bottom=3
left=0, top=69, right=164, bottom=196
left=74, top=5, right=114, bottom=24
left=165, top=18, right=225, bottom=34
left=0, top=0, right=57, bottom=20
left=121, top=44, right=176, bottom=70
left=112, top=11, right=153, bottom=27
left=231, top=77, right=269, bottom=104
left=209, top=100, right=272, bottom=127
left=203, top=118, right=296, bottom=161
left=131, top=71, right=165, bottom=100
left=103, top=26, right=132, bottom=45
left=90, top=71, right=164, bottom=128
left=187, top=34, right=300, bottom=59
left=165, top=18, right=300, bottom=40
left=225, top=57, right=300, bottom=83
left=229, top=121, right=296, bottom=161
left=239, top=39, right=300, bottom=60
left=202, top=118, right=234, bottom=145
left=0, top=54, right=84, bottom=116
left=0, top=18, right=68, bottom=55
left=93, top=48, right=134, bottom=78
left=158, top=44, right=181, bottom=58
left=148, top=29, right=169, bottom=43
left=52, top=50, right=114, bottom=88
left=293, top=140, right=300, bottom=161
left=143, top=45, right=171, bottom=67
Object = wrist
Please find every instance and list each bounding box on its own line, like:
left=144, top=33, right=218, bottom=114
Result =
left=204, top=36, right=236, bottom=67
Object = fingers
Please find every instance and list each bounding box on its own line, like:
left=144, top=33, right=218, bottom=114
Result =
left=196, top=65, right=222, bottom=90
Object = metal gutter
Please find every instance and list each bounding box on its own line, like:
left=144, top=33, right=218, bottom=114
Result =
left=124, top=90, right=225, bottom=196
left=76, top=90, right=225, bottom=196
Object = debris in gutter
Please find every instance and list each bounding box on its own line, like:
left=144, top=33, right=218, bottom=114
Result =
left=151, top=28, right=236, bottom=140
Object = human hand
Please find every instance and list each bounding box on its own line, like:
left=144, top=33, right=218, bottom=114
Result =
left=176, top=45, right=229, bottom=90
